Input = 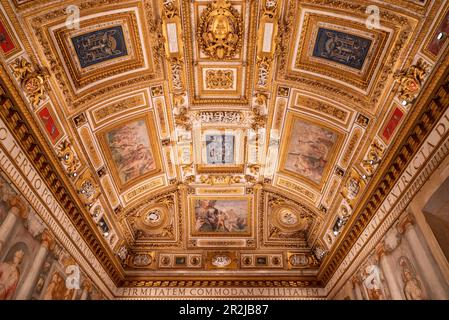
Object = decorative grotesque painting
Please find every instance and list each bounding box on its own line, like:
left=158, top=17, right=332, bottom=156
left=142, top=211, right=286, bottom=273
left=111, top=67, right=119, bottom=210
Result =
left=71, top=26, right=128, bottom=68
left=205, top=134, right=235, bottom=164
left=192, top=198, right=250, bottom=236
left=361, top=264, right=385, bottom=300
left=313, top=28, right=372, bottom=70
left=282, top=118, right=338, bottom=185
left=105, top=119, right=156, bottom=186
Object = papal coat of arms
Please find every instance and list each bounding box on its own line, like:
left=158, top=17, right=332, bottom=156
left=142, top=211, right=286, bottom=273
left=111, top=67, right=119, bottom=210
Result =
left=197, top=0, right=243, bottom=60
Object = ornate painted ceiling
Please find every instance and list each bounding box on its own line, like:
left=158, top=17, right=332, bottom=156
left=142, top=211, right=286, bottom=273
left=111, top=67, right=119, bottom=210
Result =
left=0, top=0, right=449, bottom=292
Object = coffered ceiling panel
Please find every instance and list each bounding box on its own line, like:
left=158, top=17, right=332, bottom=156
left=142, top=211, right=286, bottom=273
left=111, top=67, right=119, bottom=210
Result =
left=23, top=0, right=162, bottom=113
left=182, top=0, right=257, bottom=106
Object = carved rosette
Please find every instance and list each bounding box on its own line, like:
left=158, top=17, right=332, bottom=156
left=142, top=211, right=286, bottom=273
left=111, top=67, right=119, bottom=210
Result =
left=197, top=0, right=243, bottom=60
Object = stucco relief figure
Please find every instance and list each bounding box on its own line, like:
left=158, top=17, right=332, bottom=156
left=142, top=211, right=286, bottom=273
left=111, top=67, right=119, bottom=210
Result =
left=0, top=250, right=25, bottom=300
left=362, top=265, right=384, bottom=300
left=346, top=177, right=360, bottom=200
left=399, top=256, right=425, bottom=300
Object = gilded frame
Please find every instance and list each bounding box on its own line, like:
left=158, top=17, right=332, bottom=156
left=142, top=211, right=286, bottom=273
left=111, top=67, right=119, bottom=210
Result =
left=278, top=112, right=344, bottom=190
left=198, top=65, right=243, bottom=97
left=195, top=127, right=245, bottom=173
left=97, top=113, right=162, bottom=192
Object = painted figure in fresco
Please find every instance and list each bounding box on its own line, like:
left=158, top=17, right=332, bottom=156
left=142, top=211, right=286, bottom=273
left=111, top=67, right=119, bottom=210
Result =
left=43, top=272, right=65, bottom=300
left=0, top=176, right=16, bottom=224
left=399, top=256, right=425, bottom=300
left=195, top=200, right=247, bottom=233
left=195, top=200, right=219, bottom=232
left=107, top=120, right=156, bottom=184
left=286, top=120, right=337, bottom=183
left=362, top=264, right=384, bottom=300
left=43, top=271, right=76, bottom=300
left=0, top=249, right=25, bottom=300
left=216, top=210, right=229, bottom=232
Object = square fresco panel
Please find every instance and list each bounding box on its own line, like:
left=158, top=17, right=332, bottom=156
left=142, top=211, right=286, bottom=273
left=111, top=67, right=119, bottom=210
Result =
left=105, top=119, right=156, bottom=185
left=312, top=28, right=372, bottom=70
left=205, top=135, right=235, bottom=165
left=193, top=198, right=249, bottom=235
left=71, top=25, right=128, bottom=68
left=283, top=119, right=338, bottom=185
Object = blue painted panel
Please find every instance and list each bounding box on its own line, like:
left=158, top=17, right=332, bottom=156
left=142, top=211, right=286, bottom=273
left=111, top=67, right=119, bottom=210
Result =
left=71, top=26, right=128, bottom=68
left=206, top=135, right=235, bottom=165
left=312, top=28, right=372, bottom=70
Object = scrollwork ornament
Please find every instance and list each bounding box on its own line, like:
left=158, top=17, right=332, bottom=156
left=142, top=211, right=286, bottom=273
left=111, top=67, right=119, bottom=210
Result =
left=10, top=57, right=48, bottom=109
left=174, top=106, right=191, bottom=130
left=57, top=140, right=80, bottom=177
left=394, top=59, right=429, bottom=104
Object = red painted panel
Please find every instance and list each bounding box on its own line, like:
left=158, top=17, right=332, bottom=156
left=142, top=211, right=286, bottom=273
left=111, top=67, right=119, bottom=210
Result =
left=0, top=20, right=15, bottom=54
left=382, top=107, right=404, bottom=143
left=38, top=106, right=61, bottom=143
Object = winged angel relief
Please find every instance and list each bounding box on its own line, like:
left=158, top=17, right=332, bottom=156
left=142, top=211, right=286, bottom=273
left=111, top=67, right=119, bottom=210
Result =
left=197, top=0, right=243, bottom=59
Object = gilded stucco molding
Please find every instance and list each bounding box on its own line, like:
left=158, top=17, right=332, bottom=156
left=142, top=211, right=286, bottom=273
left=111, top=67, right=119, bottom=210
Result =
left=0, top=65, right=124, bottom=284
left=319, top=59, right=449, bottom=284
